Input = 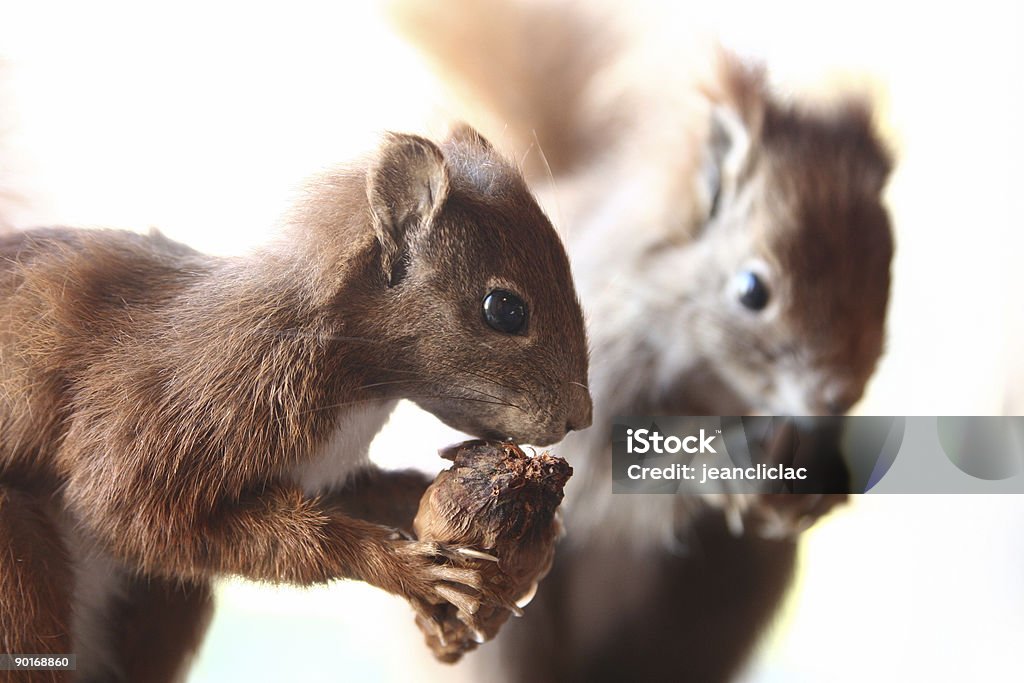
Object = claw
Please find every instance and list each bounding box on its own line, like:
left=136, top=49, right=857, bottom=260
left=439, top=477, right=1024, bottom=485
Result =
left=414, top=604, right=447, bottom=643
left=514, top=581, right=539, bottom=609
left=455, top=547, right=499, bottom=562
left=490, top=592, right=525, bottom=617
left=455, top=606, right=485, bottom=636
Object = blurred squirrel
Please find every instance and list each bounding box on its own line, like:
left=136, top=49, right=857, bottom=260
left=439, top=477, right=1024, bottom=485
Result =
left=390, top=1, right=894, bottom=680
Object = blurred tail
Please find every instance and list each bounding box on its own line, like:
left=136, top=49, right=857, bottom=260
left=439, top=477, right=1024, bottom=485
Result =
left=387, top=0, right=619, bottom=177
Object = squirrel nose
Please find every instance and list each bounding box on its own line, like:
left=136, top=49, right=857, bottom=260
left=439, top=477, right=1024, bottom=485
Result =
left=821, top=384, right=860, bottom=416
left=565, top=388, right=593, bottom=432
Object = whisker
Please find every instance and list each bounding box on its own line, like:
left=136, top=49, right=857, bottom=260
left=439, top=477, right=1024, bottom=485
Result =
left=367, top=359, right=526, bottom=395
left=246, top=329, right=378, bottom=346
left=459, top=365, right=527, bottom=394
left=356, top=379, right=425, bottom=391
left=532, top=128, right=564, bottom=237
left=280, top=391, right=530, bottom=424
left=247, top=328, right=528, bottom=394
left=357, top=375, right=524, bottom=411
left=275, top=395, right=396, bottom=422
left=520, top=140, right=537, bottom=170
left=403, top=354, right=528, bottom=393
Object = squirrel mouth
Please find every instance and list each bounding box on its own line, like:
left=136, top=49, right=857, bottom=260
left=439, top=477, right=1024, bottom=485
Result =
left=478, top=430, right=515, bottom=443
left=440, top=435, right=513, bottom=459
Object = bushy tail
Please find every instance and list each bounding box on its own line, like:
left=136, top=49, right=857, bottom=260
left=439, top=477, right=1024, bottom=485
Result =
left=387, top=0, right=620, bottom=177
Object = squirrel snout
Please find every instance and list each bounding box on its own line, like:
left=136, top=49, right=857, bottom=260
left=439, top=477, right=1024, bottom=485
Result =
left=565, top=386, right=593, bottom=433
left=819, top=383, right=862, bottom=416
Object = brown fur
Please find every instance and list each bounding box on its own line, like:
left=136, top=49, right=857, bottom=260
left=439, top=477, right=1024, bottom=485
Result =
left=0, top=489, right=73, bottom=683
left=0, top=128, right=591, bottom=679
left=110, top=577, right=214, bottom=683
left=391, top=2, right=893, bottom=681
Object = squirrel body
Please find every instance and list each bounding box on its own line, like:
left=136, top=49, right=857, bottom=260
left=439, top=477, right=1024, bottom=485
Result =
left=0, top=127, right=591, bottom=681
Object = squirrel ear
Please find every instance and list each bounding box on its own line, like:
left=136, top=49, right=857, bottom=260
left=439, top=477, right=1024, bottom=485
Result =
left=710, top=48, right=767, bottom=135
left=367, top=133, right=450, bottom=286
left=701, top=47, right=764, bottom=179
left=710, top=104, right=752, bottom=178
left=446, top=122, right=494, bottom=152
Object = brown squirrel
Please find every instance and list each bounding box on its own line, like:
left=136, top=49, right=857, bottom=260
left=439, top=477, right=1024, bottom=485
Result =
left=390, top=1, right=894, bottom=681
left=0, top=126, right=592, bottom=682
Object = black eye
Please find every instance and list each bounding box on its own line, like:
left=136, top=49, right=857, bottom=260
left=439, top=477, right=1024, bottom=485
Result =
left=483, top=289, right=527, bottom=334
left=735, top=271, right=770, bottom=311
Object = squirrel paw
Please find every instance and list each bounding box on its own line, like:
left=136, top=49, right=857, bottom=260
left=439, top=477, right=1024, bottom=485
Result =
left=380, top=540, right=498, bottom=621
left=748, top=493, right=848, bottom=539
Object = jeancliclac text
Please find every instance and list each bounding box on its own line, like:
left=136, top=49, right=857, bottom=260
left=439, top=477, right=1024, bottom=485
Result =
left=624, top=428, right=808, bottom=483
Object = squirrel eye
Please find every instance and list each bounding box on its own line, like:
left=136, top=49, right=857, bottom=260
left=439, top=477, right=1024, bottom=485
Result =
left=735, top=271, right=770, bottom=311
left=483, top=289, right=527, bottom=333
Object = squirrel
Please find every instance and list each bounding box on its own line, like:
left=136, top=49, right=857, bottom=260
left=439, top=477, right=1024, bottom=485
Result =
left=389, top=1, right=894, bottom=681
left=0, top=125, right=592, bottom=682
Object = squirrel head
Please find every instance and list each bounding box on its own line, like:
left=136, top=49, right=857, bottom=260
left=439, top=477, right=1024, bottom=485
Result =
left=321, top=125, right=592, bottom=445
left=690, top=55, right=894, bottom=415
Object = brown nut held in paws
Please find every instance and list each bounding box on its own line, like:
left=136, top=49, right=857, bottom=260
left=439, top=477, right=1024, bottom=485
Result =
left=412, top=440, right=572, bottom=662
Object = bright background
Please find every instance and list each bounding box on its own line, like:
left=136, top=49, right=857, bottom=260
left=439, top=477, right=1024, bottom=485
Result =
left=1, top=2, right=1022, bottom=681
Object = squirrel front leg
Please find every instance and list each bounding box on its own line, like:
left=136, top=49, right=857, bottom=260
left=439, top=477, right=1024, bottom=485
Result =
left=74, top=473, right=438, bottom=683
left=323, top=467, right=432, bottom=535
left=67, top=475, right=489, bottom=625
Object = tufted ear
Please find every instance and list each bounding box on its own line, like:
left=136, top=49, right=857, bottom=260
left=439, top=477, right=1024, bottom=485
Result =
left=446, top=122, right=495, bottom=152
left=833, top=97, right=894, bottom=196
left=711, top=48, right=767, bottom=136
left=709, top=104, right=752, bottom=180
left=367, top=133, right=450, bottom=286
